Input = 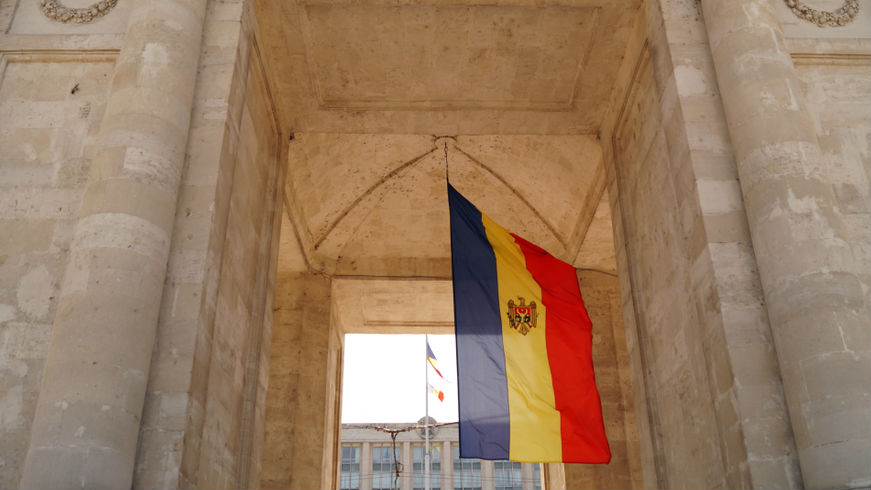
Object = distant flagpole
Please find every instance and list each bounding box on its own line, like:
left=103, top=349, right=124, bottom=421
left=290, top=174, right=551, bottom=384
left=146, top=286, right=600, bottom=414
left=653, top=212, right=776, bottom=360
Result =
left=424, top=334, right=431, bottom=490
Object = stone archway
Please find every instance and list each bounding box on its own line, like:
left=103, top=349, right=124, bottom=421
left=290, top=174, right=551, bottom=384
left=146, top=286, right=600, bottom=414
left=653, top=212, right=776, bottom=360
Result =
left=244, top=2, right=650, bottom=487
left=5, top=0, right=867, bottom=488
left=257, top=131, right=638, bottom=488
left=222, top=0, right=817, bottom=488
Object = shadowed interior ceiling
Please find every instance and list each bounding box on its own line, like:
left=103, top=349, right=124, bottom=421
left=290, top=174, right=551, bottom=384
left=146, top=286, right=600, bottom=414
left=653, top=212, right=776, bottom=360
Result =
left=254, top=0, right=640, bottom=276
left=277, top=134, right=616, bottom=276
left=255, top=0, right=640, bottom=134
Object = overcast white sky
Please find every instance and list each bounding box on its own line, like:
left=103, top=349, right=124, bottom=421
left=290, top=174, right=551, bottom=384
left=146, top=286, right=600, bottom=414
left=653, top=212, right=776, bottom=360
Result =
left=341, top=334, right=459, bottom=423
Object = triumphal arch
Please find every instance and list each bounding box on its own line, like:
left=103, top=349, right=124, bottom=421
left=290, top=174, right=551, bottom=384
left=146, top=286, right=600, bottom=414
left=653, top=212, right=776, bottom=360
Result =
left=0, top=0, right=868, bottom=488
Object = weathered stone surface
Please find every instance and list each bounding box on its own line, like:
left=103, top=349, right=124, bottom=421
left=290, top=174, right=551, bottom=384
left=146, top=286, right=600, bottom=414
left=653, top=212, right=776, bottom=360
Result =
left=0, top=57, right=113, bottom=490
left=260, top=271, right=340, bottom=489
left=12, top=0, right=207, bottom=485
left=1, top=0, right=867, bottom=488
left=702, top=1, right=871, bottom=488
left=285, top=133, right=605, bottom=276
left=253, top=0, right=642, bottom=135
left=136, top=2, right=284, bottom=487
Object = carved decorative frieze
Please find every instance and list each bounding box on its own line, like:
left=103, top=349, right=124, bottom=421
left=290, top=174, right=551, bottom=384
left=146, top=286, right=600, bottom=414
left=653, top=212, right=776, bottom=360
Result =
left=39, top=0, right=118, bottom=24
left=784, top=0, right=860, bottom=27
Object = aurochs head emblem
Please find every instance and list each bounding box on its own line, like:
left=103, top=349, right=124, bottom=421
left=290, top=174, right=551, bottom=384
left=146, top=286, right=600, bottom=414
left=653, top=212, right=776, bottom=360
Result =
left=507, top=297, right=537, bottom=335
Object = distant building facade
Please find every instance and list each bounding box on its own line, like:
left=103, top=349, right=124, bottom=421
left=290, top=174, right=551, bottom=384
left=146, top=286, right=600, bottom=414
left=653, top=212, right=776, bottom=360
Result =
left=341, top=422, right=542, bottom=490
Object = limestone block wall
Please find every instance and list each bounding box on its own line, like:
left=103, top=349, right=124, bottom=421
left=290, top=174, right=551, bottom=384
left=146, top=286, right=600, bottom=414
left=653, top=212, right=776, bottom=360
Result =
left=598, top=0, right=800, bottom=487
left=699, top=0, right=869, bottom=486
left=260, top=270, right=342, bottom=490
left=786, top=38, right=871, bottom=489
left=167, top=5, right=283, bottom=488
left=0, top=4, right=123, bottom=486
left=1, top=0, right=282, bottom=486
left=132, top=0, right=248, bottom=482
left=790, top=40, right=871, bottom=300
left=182, top=61, right=281, bottom=486
left=136, top=1, right=284, bottom=487
left=0, top=54, right=113, bottom=489
left=607, top=38, right=728, bottom=488
left=791, top=56, right=871, bottom=477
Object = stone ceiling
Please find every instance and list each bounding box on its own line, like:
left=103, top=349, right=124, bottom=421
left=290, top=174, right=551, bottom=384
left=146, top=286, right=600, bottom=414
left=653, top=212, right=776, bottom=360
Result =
left=254, top=0, right=641, bottom=134
left=278, top=133, right=616, bottom=276
left=255, top=0, right=637, bottom=277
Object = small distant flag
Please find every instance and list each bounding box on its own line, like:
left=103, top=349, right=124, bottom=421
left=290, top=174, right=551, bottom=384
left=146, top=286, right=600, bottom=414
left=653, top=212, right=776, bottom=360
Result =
left=428, top=382, right=445, bottom=402
left=426, top=342, right=447, bottom=381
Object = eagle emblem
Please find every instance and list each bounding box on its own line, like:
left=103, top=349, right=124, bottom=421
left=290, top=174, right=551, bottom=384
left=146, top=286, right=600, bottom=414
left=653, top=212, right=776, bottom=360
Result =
left=507, top=297, right=537, bottom=335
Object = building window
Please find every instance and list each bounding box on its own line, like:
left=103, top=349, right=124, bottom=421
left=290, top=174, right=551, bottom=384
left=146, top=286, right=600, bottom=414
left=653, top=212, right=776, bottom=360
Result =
left=493, top=461, right=522, bottom=490
left=533, top=464, right=542, bottom=490
left=413, top=444, right=441, bottom=490
left=372, top=445, right=400, bottom=490
left=340, top=445, right=361, bottom=490
left=452, top=445, right=481, bottom=490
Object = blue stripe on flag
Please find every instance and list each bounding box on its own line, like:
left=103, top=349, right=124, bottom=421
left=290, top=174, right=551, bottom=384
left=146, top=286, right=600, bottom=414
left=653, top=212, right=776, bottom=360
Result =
left=426, top=343, right=437, bottom=361
left=448, top=183, right=510, bottom=460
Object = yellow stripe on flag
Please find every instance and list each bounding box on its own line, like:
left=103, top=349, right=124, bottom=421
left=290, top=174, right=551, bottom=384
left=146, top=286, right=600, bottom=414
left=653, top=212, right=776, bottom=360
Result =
left=482, top=213, right=562, bottom=462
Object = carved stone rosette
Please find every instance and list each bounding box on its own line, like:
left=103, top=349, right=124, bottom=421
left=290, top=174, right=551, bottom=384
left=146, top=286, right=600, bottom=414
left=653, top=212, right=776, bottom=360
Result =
left=784, top=0, right=860, bottom=27
left=39, top=0, right=118, bottom=24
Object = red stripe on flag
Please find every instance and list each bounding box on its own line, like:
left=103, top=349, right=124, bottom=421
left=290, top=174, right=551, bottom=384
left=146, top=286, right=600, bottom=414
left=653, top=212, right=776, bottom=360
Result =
left=511, top=234, right=611, bottom=464
left=428, top=357, right=446, bottom=380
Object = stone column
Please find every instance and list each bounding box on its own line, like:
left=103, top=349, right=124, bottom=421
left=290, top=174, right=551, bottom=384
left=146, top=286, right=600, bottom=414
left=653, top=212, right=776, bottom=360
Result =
left=402, top=441, right=412, bottom=490
left=361, top=442, right=373, bottom=490
left=18, top=0, right=206, bottom=487
left=260, top=271, right=336, bottom=489
left=700, top=1, right=871, bottom=489
left=481, top=460, right=495, bottom=490
left=520, top=463, right=533, bottom=490
left=543, top=463, right=566, bottom=490
left=442, top=441, right=453, bottom=490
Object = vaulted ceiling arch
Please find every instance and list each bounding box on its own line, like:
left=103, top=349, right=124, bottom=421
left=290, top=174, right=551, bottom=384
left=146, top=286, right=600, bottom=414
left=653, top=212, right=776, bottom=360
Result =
left=282, top=133, right=610, bottom=276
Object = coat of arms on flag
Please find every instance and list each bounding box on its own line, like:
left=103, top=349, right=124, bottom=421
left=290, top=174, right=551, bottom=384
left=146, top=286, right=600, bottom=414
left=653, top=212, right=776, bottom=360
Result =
left=506, top=297, right=537, bottom=335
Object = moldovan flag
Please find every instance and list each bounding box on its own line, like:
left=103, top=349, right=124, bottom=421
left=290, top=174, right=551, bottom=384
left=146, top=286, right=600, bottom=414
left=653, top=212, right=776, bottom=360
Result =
left=427, top=341, right=447, bottom=381
left=428, top=383, right=445, bottom=402
left=447, top=183, right=610, bottom=464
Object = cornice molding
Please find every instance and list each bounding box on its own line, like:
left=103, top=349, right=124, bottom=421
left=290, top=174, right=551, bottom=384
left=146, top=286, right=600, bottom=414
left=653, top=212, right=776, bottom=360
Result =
left=791, top=51, right=871, bottom=66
